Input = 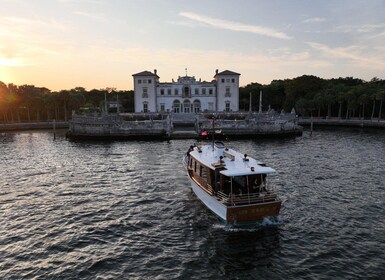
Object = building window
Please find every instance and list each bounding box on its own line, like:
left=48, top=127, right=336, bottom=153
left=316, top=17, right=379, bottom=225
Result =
left=202, top=88, right=206, bottom=95
left=195, top=88, right=199, bottom=95
left=174, top=89, right=179, bottom=95
left=226, top=78, right=230, bottom=82
left=221, top=78, right=225, bottom=83
left=167, top=89, right=172, bottom=95
left=183, top=100, right=191, bottom=113
left=143, top=79, right=147, bottom=84
left=142, top=87, right=148, bottom=98
left=160, top=89, right=164, bottom=95
left=225, top=87, right=231, bottom=97
left=183, top=86, right=190, bottom=98
left=148, top=79, right=152, bottom=84
left=143, top=102, right=148, bottom=113
left=160, top=103, right=165, bottom=112
left=138, top=79, right=142, bottom=84
left=231, top=78, right=235, bottom=83
left=208, top=102, right=214, bottom=111
left=225, top=102, right=231, bottom=112
left=173, top=100, right=181, bottom=113
left=193, top=100, right=201, bottom=113
left=209, top=89, right=213, bottom=95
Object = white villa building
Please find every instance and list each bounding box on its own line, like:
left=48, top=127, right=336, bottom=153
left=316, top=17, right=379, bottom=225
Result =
left=132, top=69, right=240, bottom=113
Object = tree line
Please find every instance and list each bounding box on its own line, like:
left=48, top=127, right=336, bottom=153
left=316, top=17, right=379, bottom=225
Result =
left=0, top=83, right=134, bottom=123
left=1, top=75, right=384, bottom=122
left=240, top=75, right=385, bottom=120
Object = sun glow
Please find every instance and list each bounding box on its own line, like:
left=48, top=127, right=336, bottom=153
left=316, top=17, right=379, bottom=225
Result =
left=0, top=56, right=25, bottom=68
left=0, top=66, right=14, bottom=85
left=0, top=55, right=26, bottom=85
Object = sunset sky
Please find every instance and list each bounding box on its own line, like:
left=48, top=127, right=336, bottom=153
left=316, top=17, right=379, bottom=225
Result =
left=1, top=0, right=385, bottom=91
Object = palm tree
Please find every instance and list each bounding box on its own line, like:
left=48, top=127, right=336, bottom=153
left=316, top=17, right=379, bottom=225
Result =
left=377, top=89, right=385, bottom=120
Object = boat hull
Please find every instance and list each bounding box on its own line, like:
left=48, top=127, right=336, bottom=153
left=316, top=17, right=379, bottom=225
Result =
left=189, top=176, right=281, bottom=225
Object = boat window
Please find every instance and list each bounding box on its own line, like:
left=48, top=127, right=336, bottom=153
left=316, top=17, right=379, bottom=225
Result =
left=249, top=174, right=267, bottom=193
left=200, top=165, right=207, bottom=181
left=195, top=161, right=200, bottom=174
left=232, top=176, right=246, bottom=195
left=209, top=169, right=215, bottom=189
left=220, top=175, right=232, bottom=194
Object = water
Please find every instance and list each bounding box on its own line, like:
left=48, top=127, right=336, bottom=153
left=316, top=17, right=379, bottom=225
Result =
left=1, top=128, right=385, bottom=279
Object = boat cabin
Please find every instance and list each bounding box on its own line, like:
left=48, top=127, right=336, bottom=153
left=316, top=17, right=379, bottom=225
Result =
left=187, top=141, right=277, bottom=205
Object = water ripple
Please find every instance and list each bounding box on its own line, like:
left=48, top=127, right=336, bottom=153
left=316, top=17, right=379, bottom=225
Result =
left=0, top=129, right=385, bottom=279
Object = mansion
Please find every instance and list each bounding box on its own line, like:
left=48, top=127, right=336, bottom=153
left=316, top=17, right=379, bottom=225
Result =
left=132, top=69, right=240, bottom=113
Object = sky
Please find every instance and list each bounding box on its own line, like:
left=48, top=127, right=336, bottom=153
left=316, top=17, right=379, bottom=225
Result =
left=0, top=0, right=385, bottom=91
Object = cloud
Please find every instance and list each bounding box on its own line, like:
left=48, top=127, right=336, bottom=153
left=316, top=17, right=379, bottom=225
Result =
left=335, top=23, right=385, bottom=33
left=74, top=11, right=107, bottom=21
left=303, top=17, right=326, bottom=23
left=307, top=41, right=385, bottom=67
left=179, top=12, right=291, bottom=40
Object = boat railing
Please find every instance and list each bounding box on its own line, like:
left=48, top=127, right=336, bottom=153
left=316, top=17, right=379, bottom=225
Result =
left=216, top=190, right=279, bottom=206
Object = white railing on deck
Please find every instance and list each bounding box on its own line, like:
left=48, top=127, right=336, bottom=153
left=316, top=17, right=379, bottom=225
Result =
left=216, top=191, right=279, bottom=205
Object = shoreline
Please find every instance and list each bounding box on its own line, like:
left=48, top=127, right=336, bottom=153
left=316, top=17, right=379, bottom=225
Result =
left=0, top=121, right=69, bottom=132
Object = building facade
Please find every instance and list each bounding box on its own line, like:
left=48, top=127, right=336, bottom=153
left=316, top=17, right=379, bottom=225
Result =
left=132, top=69, right=240, bottom=113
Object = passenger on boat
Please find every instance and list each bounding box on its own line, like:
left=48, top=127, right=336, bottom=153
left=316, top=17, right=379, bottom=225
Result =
left=253, top=174, right=267, bottom=193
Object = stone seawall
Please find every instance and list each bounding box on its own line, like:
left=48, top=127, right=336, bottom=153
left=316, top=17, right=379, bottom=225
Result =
left=299, top=118, right=385, bottom=128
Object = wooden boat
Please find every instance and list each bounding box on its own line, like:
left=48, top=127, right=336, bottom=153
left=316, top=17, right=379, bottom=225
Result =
left=183, top=141, right=281, bottom=226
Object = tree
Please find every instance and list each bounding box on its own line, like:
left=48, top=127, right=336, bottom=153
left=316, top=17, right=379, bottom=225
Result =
left=284, top=75, right=325, bottom=112
left=0, top=81, right=9, bottom=122
left=376, top=88, right=385, bottom=120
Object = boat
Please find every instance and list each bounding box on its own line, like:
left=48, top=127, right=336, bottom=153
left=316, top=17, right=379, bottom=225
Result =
left=183, top=141, right=282, bottom=226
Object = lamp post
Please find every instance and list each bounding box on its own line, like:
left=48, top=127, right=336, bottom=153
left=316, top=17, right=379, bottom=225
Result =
left=105, top=87, right=116, bottom=115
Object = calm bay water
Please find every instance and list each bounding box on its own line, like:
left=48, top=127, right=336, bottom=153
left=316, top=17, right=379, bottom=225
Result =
left=1, top=128, right=385, bottom=279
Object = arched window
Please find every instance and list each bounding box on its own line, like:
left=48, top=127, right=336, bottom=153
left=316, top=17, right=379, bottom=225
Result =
left=183, top=100, right=191, bottom=113
left=193, top=100, right=201, bottom=113
left=173, top=100, right=181, bottom=113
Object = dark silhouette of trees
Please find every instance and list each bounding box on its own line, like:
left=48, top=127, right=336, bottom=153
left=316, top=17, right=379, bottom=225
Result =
left=0, top=81, right=135, bottom=123
left=240, top=75, right=384, bottom=120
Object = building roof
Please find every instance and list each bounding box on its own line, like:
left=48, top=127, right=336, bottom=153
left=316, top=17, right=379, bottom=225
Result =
left=214, top=70, right=240, bottom=77
left=132, top=71, right=159, bottom=78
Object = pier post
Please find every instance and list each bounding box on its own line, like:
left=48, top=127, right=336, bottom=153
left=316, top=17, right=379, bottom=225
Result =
left=310, top=112, right=313, bottom=136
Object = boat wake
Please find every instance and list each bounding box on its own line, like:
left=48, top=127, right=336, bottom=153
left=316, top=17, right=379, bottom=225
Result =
left=213, top=216, right=283, bottom=232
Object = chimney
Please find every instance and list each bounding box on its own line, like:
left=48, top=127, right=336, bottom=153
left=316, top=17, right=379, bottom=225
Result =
left=154, top=69, right=157, bottom=75
left=215, top=69, right=218, bottom=75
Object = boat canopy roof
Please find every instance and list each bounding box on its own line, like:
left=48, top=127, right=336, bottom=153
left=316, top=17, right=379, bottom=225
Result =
left=189, top=141, right=276, bottom=177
